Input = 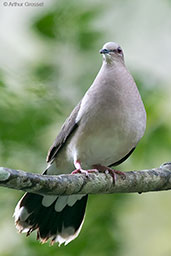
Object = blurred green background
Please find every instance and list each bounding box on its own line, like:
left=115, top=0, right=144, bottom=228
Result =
left=0, top=0, right=171, bottom=255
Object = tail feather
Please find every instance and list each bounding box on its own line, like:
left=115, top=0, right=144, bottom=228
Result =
left=14, top=193, right=88, bottom=245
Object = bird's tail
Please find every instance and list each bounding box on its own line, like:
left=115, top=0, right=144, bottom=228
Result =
left=14, top=192, right=88, bottom=246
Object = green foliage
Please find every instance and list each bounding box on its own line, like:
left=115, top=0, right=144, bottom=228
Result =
left=32, top=0, right=101, bottom=50
left=32, top=63, right=58, bottom=83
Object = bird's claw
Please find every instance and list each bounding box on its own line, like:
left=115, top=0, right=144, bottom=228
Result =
left=72, top=160, right=99, bottom=177
left=92, top=164, right=126, bottom=184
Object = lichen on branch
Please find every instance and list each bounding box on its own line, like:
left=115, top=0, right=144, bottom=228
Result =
left=0, top=163, right=171, bottom=196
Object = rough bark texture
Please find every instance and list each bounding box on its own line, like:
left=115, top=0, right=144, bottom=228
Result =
left=0, top=162, right=171, bottom=195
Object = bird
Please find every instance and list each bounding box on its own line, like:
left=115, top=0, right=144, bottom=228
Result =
left=14, top=42, right=146, bottom=246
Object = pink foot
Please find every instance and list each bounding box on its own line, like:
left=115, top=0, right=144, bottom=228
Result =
left=71, top=169, right=98, bottom=176
left=71, top=160, right=99, bottom=177
left=92, top=164, right=126, bottom=184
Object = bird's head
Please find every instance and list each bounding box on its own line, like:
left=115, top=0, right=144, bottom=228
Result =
left=100, top=42, right=124, bottom=64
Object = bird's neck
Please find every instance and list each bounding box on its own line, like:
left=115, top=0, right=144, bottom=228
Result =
left=103, top=58, right=125, bottom=67
left=101, top=59, right=125, bottom=74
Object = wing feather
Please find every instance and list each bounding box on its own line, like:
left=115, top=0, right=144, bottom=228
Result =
left=46, top=101, right=81, bottom=163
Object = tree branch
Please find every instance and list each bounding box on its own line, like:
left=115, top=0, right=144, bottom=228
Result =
left=0, top=163, right=171, bottom=195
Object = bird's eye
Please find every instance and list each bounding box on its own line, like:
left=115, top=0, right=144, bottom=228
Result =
left=117, top=47, right=122, bottom=54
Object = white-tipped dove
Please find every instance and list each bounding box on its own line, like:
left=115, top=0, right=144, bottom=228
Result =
left=14, top=42, right=146, bottom=246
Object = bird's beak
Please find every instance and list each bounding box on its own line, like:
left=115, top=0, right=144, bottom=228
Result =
left=99, top=49, right=110, bottom=54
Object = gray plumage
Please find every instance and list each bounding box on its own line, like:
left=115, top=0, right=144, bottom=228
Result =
left=14, top=42, right=146, bottom=246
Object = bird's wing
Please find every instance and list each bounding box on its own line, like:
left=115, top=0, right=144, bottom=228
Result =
left=46, top=101, right=81, bottom=163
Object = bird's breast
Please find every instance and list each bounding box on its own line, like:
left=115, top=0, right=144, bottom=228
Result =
left=66, top=89, right=146, bottom=169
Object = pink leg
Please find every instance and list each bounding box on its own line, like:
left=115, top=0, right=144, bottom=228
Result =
left=92, top=164, right=126, bottom=183
left=71, top=160, right=98, bottom=176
